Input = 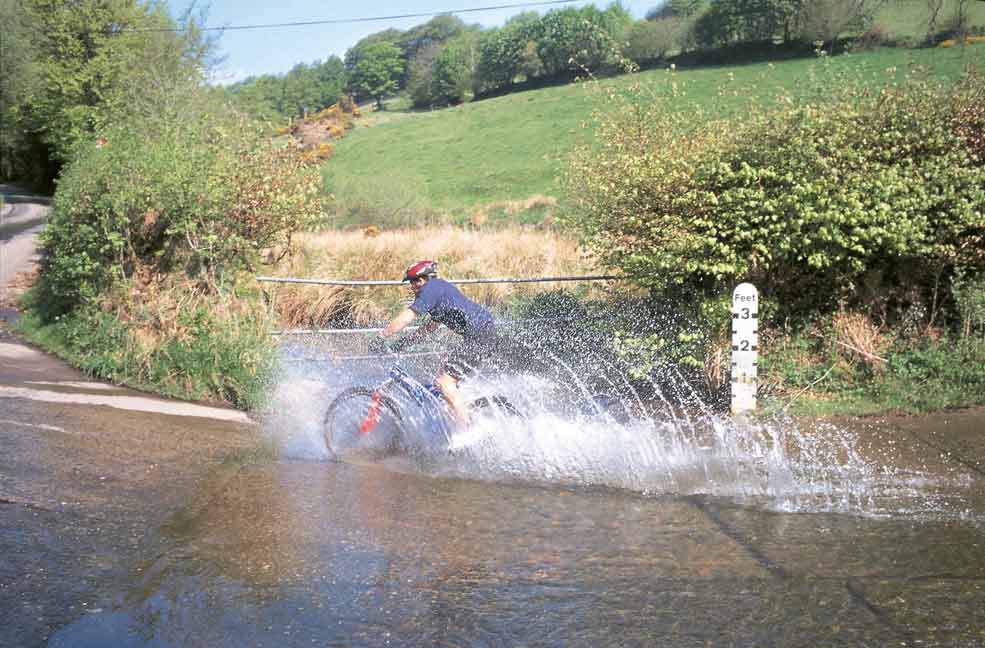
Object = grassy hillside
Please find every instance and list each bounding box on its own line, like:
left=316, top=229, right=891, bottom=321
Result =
left=875, top=0, right=985, bottom=37
left=322, top=41, right=984, bottom=227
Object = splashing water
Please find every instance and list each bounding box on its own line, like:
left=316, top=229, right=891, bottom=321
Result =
left=261, top=336, right=973, bottom=520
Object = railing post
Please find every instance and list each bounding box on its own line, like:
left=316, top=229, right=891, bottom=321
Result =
left=731, top=282, right=759, bottom=416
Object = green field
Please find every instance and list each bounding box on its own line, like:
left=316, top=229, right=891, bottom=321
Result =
left=323, top=41, right=984, bottom=225
left=874, top=0, right=985, bottom=37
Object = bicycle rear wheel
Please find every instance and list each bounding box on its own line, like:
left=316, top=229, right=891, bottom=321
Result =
left=324, top=387, right=405, bottom=460
left=469, top=395, right=522, bottom=418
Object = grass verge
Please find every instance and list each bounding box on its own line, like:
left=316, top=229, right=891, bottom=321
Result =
left=14, top=279, right=277, bottom=410
left=760, top=335, right=985, bottom=417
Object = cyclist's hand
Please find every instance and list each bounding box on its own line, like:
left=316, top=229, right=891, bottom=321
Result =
left=368, top=335, right=390, bottom=355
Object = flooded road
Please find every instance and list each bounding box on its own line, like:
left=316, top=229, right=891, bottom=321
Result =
left=0, top=332, right=257, bottom=646
left=45, top=451, right=985, bottom=647
left=2, top=336, right=984, bottom=646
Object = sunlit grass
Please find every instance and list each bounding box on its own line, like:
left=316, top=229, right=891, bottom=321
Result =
left=324, top=43, right=984, bottom=221
left=875, top=0, right=985, bottom=37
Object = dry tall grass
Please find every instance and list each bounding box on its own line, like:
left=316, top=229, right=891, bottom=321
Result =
left=266, top=226, right=601, bottom=327
left=106, top=272, right=275, bottom=375
left=468, top=195, right=558, bottom=228
left=832, top=311, right=889, bottom=370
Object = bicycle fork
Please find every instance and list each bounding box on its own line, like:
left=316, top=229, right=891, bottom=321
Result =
left=359, top=379, right=394, bottom=435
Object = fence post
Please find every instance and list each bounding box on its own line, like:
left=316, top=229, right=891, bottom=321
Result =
left=731, top=282, right=759, bottom=416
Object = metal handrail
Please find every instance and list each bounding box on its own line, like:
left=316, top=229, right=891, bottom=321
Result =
left=256, top=274, right=627, bottom=287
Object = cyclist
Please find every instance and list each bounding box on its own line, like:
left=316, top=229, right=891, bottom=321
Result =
left=375, top=260, right=497, bottom=426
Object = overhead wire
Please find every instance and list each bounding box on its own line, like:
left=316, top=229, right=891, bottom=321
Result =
left=126, top=0, right=582, bottom=33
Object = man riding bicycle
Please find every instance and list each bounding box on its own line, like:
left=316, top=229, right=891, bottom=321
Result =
left=375, top=260, right=497, bottom=426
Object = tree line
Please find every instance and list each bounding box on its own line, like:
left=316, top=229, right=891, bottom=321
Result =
left=3, top=0, right=981, bottom=189
left=224, top=0, right=982, bottom=120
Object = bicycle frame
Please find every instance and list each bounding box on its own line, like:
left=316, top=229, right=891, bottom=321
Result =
left=359, top=365, right=446, bottom=436
left=387, top=366, right=444, bottom=404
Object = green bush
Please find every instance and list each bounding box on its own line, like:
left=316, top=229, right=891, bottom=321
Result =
left=16, top=288, right=277, bottom=410
left=36, top=84, right=324, bottom=319
left=952, top=268, right=985, bottom=338
left=563, top=68, right=985, bottom=327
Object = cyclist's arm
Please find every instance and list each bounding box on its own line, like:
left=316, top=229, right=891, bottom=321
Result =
left=390, top=315, right=440, bottom=349
left=382, top=307, right=417, bottom=337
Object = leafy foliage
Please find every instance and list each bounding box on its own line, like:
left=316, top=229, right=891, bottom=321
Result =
left=349, top=42, right=405, bottom=109
left=563, top=68, right=985, bottom=328
left=952, top=267, right=985, bottom=338
left=625, top=17, right=683, bottom=64
left=36, top=82, right=324, bottom=318
left=690, top=0, right=888, bottom=47
left=0, top=0, right=43, bottom=183
left=473, top=5, right=631, bottom=96
left=225, top=57, right=347, bottom=123
left=407, top=42, right=444, bottom=108
left=533, top=5, right=632, bottom=77
left=14, top=0, right=209, bottom=180
left=393, top=15, right=470, bottom=83
left=647, top=0, right=707, bottom=20
left=759, top=325, right=985, bottom=415
left=431, top=35, right=479, bottom=105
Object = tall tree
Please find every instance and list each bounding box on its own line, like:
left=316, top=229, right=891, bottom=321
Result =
left=0, top=0, right=41, bottom=181
left=431, top=33, right=478, bottom=105
left=646, top=0, right=706, bottom=19
left=349, top=42, right=405, bottom=109
left=694, top=0, right=807, bottom=46
left=407, top=42, right=443, bottom=108
left=344, top=29, right=403, bottom=72
left=16, top=0, right=208, bottom=181
left=396, top=15, right=467, bottom=67
left=926, top=0, right=946, bottom=42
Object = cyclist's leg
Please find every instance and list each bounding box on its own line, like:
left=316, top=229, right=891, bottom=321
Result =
left=437, top=339, right=487, bottom=425
left=435, top=371, right=469, bottom=425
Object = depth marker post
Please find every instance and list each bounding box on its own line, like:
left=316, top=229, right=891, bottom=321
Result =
left=730, top=283, right=759, bottom=415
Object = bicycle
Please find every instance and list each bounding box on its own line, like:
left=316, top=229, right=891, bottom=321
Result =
left=323, top=363, right=521, bottom=460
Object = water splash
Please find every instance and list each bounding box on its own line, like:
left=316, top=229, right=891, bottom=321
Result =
left=261, top=335, right=972, bottom=520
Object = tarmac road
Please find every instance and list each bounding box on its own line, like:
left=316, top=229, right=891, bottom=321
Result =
left=0, top=189, right=264, bottom=645
left=0, top=186, right=47, bottom=294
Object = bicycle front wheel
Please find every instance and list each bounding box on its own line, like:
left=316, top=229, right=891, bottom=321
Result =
left=324, top=387, right=405, bottom=460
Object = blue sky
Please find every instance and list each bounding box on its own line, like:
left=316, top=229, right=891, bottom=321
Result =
left=171, top=1, right=658, bottom=84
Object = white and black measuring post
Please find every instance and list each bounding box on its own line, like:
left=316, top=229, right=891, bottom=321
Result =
left=730, top=282, right=759, bottom=416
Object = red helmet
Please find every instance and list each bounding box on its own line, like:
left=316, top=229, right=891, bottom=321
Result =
left=403, top=260, right=438, bottom=282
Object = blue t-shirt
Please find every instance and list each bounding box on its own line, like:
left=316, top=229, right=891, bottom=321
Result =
left=410, top=278, right=494, bottom=339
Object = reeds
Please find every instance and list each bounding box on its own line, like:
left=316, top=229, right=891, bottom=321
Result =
left=266, top=226, right=599, bottom=327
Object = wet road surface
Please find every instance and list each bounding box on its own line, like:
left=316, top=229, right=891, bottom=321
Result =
left=0, top=331, right=258, bottom=645
left=1, top=330, right=984, bottom=646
